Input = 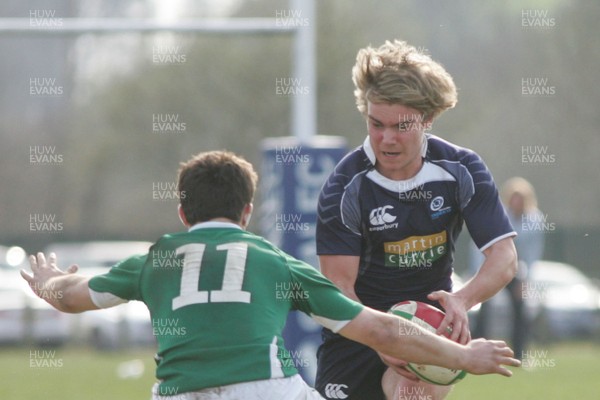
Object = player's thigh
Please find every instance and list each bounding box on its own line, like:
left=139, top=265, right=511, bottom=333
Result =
left=316, top=336, right=387, bottom=400
left=382, top=369, right=452, bottom=400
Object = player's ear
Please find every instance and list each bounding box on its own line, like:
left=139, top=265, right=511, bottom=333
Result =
left=178, top=204, right=190, bottom=227
left=241, top=203, right=253, bottom=229
left=424, top=116, right=433, bottom=131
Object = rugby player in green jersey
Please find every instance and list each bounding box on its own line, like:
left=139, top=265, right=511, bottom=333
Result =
left=21, top=150, right=520, bottom=400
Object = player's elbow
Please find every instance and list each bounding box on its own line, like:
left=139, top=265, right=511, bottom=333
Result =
left=501, top=248, right=519, bottom=285
left=503, top=245, right=518, bottom=284
left=490, top=238, right=518, bottom=285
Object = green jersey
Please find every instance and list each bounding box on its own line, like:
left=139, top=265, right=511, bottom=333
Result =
left=88, top=222, right=364, bottom=395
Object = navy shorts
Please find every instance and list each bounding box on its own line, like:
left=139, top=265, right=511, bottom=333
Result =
left=315, top=330, right=387, bottom=400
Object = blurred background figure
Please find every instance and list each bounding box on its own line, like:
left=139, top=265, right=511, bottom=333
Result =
left=471, top=177, right=544, bottom=359
left=501, top=177, right=545, bottom=273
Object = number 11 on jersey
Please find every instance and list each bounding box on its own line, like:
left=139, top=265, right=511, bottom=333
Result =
left=172, top=242, right=251, bottom=310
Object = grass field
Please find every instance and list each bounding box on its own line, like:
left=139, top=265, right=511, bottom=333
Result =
left=448, top=342, right=599, bottom=400
left=0, top=342, right=598, bottom=399
left=0, top=347, right=157, bottom=400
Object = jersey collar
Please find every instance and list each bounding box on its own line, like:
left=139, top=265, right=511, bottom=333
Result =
left=188, top=221, right=242, bottom=232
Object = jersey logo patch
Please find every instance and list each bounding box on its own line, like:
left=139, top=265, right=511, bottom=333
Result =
left=324, top=383, right=349, bottom=399
left=430, top=196, right=452, bottom=219
left=384, top=231, right=447, bottom=268
left=368, top=206, right=399, bottom=231
left=430, top=196, right=444, bottom=211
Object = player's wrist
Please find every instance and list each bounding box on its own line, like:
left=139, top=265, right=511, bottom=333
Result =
left=457, top=343, right=475, bottom=372
left=452, top=289, right=477, bottom=312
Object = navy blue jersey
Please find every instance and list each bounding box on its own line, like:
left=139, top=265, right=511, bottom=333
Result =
left=316, top=134, right=516, bottom=311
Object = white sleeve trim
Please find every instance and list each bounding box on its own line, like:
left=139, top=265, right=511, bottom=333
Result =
left=479, top=231, right=517, bottom=252
left=89, top=288, right=128, bottom=308
left=310, top=314, right=352, bottom=333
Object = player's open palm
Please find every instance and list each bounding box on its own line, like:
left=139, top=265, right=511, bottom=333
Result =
left=21, top=252, right=78, bottom=305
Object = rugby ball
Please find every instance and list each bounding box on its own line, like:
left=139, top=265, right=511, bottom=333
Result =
left=388, top=300, right=467, bottom=385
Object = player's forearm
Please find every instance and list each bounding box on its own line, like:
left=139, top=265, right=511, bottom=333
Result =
left=457, top=240, right=517, bottom=309
left=35, top=275, right=92, bottom=313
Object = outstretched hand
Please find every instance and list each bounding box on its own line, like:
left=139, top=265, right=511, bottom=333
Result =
left=464, top=339, right=521, bottom=377
left=20, top=252, right=78, bottom=306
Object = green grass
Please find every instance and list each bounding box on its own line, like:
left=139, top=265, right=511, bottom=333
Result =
left=0, top=346, right=157, bottom=400
left=448, top=342, right=600, bottom=400
left=0, top=342, right=598, bottom=399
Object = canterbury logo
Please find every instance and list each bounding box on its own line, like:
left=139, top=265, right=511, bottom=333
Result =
left=324, top=383, right=349, bottom=399
left=369, top=205, right=396, bottom=226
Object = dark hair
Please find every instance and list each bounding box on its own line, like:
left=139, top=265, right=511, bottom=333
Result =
left=177, top=151, right=258, bottom=225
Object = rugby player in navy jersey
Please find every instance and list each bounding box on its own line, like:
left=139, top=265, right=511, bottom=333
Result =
left=315, top=40, right=518, bottom=400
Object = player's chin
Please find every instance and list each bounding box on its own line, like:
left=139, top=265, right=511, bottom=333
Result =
left=377, top=157, right=407, bottom=174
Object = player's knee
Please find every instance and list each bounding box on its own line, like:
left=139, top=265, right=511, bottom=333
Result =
left=384, top=373, right=452, bottom=400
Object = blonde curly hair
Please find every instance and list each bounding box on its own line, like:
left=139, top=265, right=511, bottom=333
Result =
left=352, top=40, right=457, bottom=120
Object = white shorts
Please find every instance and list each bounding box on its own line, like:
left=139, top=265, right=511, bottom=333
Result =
left=151, top=374, right=324, bottom=400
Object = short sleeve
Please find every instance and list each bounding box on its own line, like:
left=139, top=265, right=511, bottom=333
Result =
left=88, top=254, right=147, bottom=302
left=460, top=152, right=516, bottom=251
left=316, top=168, right=363, bottom=256
left=286, top=257, right=364, bottom=332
